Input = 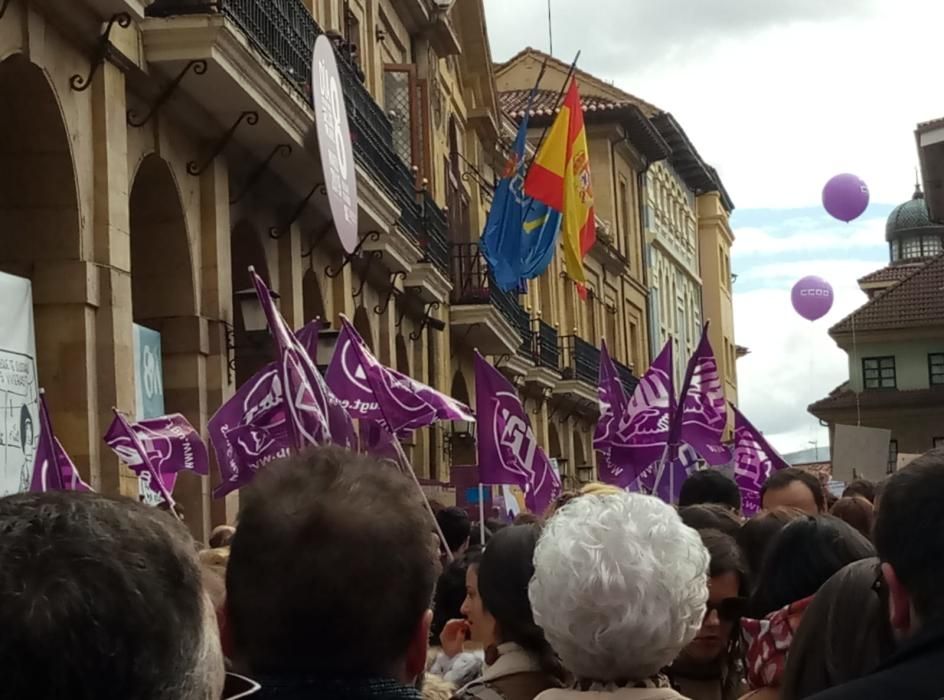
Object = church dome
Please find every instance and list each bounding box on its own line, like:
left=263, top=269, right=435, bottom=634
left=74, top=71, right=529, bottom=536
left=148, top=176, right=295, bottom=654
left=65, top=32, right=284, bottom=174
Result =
left=886, top=185, right=944, bottom=262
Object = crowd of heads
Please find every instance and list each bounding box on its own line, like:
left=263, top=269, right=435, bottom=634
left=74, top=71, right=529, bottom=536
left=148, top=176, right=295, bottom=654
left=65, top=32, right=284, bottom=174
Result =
left=2, top=445, right=944, bottom=700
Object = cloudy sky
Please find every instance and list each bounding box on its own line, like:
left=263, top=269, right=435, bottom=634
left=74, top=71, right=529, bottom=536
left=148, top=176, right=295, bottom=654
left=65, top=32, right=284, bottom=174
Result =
left=483, top=0, right=944, bottom=455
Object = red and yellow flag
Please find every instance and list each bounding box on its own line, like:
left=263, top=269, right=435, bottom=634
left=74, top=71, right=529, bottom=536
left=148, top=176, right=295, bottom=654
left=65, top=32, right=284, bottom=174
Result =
left=524, top=79, right=596, bottom=297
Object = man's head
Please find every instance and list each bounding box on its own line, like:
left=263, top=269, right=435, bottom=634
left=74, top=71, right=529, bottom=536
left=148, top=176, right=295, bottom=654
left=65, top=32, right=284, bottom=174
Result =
left=678, top=470, right=742, bottom=513
left=760, top=467, right=826, bottom=514
left=436, top=506, right=471, bottom=556
left=0, top=491, right=224, bottom=700
left=874, top=449, right=944, bottom=638
left=209, top=524, right=236, bottom=549
left=226, top=447, right=436, bottom=682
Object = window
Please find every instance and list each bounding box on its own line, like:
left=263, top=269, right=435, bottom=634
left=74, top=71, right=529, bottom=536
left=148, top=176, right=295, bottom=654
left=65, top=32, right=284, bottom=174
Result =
left=923, top=235, right=944, bottom=257
left=383, top=65, right=430, bottom=181
left=934, top=437, right=944, bottom=450
left=901, top=236, right=923, bottom=259
left=930, top=354, right=944, bottom=386
left=863, top=356, right=896, bottom=390
left=629, top=321, right=639, bottom=367
left=888, top=440, right=898, bottom=475
left=618, top=178, right=631, bottom=261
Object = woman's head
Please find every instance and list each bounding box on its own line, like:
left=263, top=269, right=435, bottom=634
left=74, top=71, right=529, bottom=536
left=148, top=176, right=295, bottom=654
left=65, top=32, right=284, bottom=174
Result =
left=530, top=492, right=709, bottom=683
left=736, top=506, right=805, bottom=582
left=750, top=515, right=875, bottom=618
left=432, top=552, right=477, bottom=644
left=780, top=558, right=894, bottom=699
left=829, top=496, right=874, bottom=540
left=680, top=530, right=749, bottom=666
left=679, top=504, right=743, bottom=539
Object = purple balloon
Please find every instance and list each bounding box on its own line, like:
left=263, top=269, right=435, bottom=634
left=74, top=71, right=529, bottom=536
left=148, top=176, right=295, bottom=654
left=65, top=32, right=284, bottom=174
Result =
left=792, top=276, right=834, bottom=321
left=823, top=173, right=869, bottom=222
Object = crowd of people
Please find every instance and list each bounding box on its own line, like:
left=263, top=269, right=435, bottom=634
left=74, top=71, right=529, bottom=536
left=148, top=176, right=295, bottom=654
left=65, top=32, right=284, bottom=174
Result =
left=2, top=448, right=944, bottom=700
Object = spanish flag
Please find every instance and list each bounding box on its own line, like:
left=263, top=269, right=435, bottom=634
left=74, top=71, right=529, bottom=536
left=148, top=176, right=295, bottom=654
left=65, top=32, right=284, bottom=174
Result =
left=524, top=79, right=596, bottom=297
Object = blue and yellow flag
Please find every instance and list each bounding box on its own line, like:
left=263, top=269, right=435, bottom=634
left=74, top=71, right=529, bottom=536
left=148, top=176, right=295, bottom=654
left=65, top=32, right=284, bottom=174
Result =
left=481, top=97, right=562, bottom=292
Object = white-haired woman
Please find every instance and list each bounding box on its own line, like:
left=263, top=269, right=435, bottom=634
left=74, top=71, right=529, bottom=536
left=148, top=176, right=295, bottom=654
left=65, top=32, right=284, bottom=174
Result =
left=530, top=492, right=710, bottom=700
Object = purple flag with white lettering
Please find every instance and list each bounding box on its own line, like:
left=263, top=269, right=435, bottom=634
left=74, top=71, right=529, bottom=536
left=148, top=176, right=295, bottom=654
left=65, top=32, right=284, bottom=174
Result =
left=30, top=392, right=91, bottom=493
left=326, top=318, right=474, bottom=434
left=629, top=443, right=699, bottom=502
left=104, top=413, right=209, bottom=477
left=474, top=353, right=560, bottom=514
left=675, top=328, right=732, bottom=467
left=208, top=362, right=293, bottom=499
left=295, top=318, right=322, bottom=362
left=594, top=339, right=631, bottom=487
left=733, top=405, right=790, bottom=515
left=609, top=341, right=675, bottom=485
left=250, top=269, right=355, bottom=450
left=104, top=411, right=176, bottom=507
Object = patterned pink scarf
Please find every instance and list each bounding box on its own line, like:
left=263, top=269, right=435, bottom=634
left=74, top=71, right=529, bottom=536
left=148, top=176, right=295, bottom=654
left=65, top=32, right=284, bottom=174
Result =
left=741, top=596, right=814, bottom=690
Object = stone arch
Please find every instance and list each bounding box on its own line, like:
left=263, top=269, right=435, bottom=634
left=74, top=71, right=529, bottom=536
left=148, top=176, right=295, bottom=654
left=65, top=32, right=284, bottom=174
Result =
left=302, top=265, right=327, bottom=323
left=547, top=422, right=563, bottom=460
left=0, top=54, right=85, bottom=494
left=573, top=431, right=588, bottom=468
left=230, top=220, right=271, bottom=386
left=353, top=305, right=374, bottom=352
left=450, top=369, right=474, bottom=466
left=130, top=154, right=197, bottom=321
left=395, top=333, right=410, bottom=375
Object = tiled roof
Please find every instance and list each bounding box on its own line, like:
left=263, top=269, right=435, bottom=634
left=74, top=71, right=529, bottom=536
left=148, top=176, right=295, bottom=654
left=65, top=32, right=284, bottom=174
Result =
left=917, top=115, right=944, bottom=132
left=495, top=47, right=661, bottom=116
left=858, top=262, right=925, bottom=286
left=810, top=386, right=944, bottom=414
left=500, top=88, right=641, bottom=119
left=831, top=253, right=944, bottom=334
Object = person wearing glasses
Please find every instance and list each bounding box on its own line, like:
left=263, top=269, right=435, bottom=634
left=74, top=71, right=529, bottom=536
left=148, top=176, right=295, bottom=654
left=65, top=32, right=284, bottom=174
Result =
left=669, top=530, right=750, bottom=700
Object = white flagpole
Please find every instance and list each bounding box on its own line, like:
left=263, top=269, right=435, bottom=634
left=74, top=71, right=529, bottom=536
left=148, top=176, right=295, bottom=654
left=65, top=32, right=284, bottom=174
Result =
left=391, top=438, right=454, bottom=562
left=479, top=483, right=486, bottom=545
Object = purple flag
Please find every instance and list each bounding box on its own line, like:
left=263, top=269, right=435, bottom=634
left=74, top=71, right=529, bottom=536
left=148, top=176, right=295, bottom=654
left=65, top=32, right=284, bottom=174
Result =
left=674, top=328, right=732, bottom=467
left=733, top=405, right=790, bottom=516
left=30, top=392, right=91, bottom=493
left=594, top=339, right=631, bottom=487
left=295, top=318, right=322, bottom=362
left=359, top=419, right=401, bottom=467
left=628, top=443, right=699, bottom=501
left=609, top=341, right=675, bottom=485
left=104, top=411, right=176, bottom=507
left=250, top=269, right=355, bottom=450
left=103, top=413, right=209, bottom=477
left=208, top=363, right=293, bottom=498
left=474, top=353, right=560, bottom=514
left=326, top=318, right=474, bottom=434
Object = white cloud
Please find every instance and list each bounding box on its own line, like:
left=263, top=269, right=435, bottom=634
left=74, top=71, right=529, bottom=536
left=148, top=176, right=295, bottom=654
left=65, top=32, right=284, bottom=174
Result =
left=733, top=216, right=886, bottom=256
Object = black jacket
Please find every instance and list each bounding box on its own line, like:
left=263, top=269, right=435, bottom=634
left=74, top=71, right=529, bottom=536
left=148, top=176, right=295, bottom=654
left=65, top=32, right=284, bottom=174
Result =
left=807, top=621, right=944, bottom=700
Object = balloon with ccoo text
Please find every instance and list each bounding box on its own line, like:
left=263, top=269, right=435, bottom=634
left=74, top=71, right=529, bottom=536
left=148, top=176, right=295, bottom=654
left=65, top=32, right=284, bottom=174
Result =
left=792, top=276, right=834, bottom=321
left=822, top=173, right=869, bottom=223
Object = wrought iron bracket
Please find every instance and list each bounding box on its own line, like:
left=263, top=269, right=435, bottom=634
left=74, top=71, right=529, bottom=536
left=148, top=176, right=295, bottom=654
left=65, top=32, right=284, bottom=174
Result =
left=127, top=59, right=207, bottom=127
left=410, top=301, right=442, bottom=341
left=352, top=251, right=383, bottom=299
left=187, top=111, right=259, bottom=176
left=301, top=221, right=334, bottom=259
left=324, top=230, right=381, bottom=278
left=494, top=354, right=511, bottom=369
left=0, top=0, right=11, bottom=20
left=269, top=182, right=325, bottom=239
left=70, top=13, right=131, bottom=92
left=231, top=143, right=293, bottom=204
left=374, top=271, right=407, bottom=315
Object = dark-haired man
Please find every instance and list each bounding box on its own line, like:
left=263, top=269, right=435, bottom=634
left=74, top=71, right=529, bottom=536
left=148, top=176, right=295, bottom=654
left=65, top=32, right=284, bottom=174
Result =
left=760, top=467, right=825, bottom=514
left=809, top=449, right=944, bottom=699
left=678, top=469, right=742, bottom=514
left=0, top=491, right=228, bottom=699
left=225, top=446, right=435, bottom=700
left=436, top=505, right=472, bottom=558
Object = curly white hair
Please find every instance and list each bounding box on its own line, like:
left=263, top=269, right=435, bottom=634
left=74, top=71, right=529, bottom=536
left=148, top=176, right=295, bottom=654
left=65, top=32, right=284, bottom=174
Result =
left=529, top=492, right=709, bottom=682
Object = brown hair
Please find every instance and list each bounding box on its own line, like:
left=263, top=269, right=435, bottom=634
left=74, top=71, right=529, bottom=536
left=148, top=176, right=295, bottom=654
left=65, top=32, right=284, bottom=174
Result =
left=226, top=446, right=436, bottom=676
left=736, top=506, right=805, bottom=582
left=830, top=496, right=874, bottom=540
left=780, top=558, right=894, bottom=699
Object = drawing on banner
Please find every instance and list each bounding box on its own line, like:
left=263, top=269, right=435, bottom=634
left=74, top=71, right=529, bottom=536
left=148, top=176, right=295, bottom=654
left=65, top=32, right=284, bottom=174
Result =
left=0, top=273, right=39, bottom=496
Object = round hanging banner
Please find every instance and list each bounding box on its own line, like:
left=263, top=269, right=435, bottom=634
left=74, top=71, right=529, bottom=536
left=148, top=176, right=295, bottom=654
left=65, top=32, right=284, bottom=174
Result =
left=312, top=34, right=359, bottom=253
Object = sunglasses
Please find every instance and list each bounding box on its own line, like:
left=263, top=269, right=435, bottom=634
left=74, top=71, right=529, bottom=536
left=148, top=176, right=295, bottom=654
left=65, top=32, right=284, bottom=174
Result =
left=704, top=596, right=748, bottom=622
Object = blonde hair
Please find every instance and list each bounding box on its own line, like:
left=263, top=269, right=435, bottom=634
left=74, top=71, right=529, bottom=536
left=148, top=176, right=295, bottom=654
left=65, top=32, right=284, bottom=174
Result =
left=579, top=482, right=624, bottom=498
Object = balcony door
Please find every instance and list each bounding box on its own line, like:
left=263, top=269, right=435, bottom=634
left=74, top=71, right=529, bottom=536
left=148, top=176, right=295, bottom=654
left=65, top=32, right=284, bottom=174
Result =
left=383, top=64, right=430, bottom=182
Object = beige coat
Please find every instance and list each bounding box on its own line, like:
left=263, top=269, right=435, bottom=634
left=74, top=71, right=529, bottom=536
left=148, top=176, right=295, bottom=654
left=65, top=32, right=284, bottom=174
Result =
left=536, top=687, right=691, bottom=700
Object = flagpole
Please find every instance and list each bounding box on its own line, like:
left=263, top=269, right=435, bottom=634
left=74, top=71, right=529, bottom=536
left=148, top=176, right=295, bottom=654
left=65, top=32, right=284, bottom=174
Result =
left=390, top=438, right=455, bottom=563
left=523, top=51, right=580, bottom=181
left=478, top=483, right=486, bottom=545
left=112, top=409, right=181, bottom=520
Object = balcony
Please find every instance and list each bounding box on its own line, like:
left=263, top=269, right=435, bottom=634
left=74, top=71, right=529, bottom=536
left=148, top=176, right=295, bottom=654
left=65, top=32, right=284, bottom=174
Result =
left=615, top=360, right=639, bottom=397
left=450, top=243, right=523, bottom=356
left=144, top=0, right=450, bottom=278
left=405, top=191, right=452, bottom=303
left=555, top=335, right=601, bottom=403
left=525, top=320, right=561, bottom=390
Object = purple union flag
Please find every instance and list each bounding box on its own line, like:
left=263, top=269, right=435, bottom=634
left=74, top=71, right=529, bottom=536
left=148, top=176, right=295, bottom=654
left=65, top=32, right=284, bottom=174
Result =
left=732, top=405, right=789, bottom=515
left=475, top=353, right=560, bottom=514
left=30, top=392, right=91, bottom=493
left=594, top=339, right=631, bottom=487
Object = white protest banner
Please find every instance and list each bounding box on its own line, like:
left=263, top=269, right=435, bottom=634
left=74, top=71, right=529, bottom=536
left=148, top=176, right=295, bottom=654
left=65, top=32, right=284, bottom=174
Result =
left=0, top=273, right=39, bottom=495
